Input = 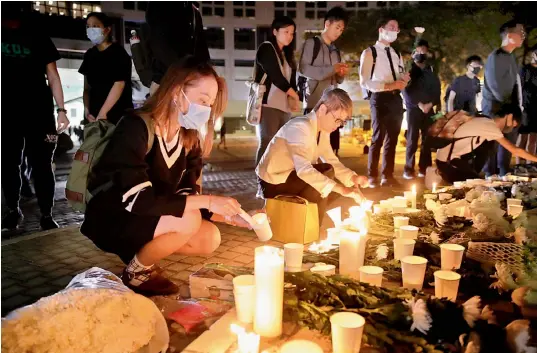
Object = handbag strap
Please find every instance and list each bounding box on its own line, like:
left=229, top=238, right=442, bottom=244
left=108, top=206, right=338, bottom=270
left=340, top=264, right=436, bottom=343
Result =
left=274, top=195, right=309, bottom=205
left=259, top=73, right=267, bottom=85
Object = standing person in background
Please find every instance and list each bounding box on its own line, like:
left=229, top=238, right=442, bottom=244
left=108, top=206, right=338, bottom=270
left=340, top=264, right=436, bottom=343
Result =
left=79, top=12, right=133, bottom=125
left=360, top=17, right=410, bottom=188
left=482, top=20, right=525, bottom=177
left=516, top=47, right=537, bottom=163
left=145, top=2, right=209, bottom=95
left=446, top=55, right=483, bottom=115
left=1, top=4, right=69, bottom=230
left=299, top=6, right=349, bottom=155
left=402, top=39, right=440, bottom=180
left=254, top=16, right=300, bottom=166
left=218, top=119, right=227, bottom=150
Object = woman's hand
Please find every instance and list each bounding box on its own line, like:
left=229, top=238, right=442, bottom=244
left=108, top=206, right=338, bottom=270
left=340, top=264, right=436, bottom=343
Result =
left=352, top=175, right=369, bottom=188
left=85, top=108, right=97, bottom=122
left=225, top=215, right=252, bottom=229
left=56, top=111, right=70, bottom=133
left=207, top=195, right=242, bottom=217
left=96, top=113, right=108, bottom=120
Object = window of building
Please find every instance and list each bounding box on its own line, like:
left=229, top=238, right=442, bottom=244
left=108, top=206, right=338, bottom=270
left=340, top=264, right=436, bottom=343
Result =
left=274, top=1, right=296, bottom=19
left=212, top=59, right=225, bottom=67
left=304, top=2, right=327, bottom=20
left=123, top=1, right=135, bottom=10
left=70, top=108, right=77, bottom=118
left=33, top=1, right=101, bottom=18
left=358, top=2, right=368, bottom=8
left=137, top=1, right=148, bottom=11
left=390, top=1, right=400, bottom=6
left=204, top=27, right=225, bottom=49
left=234, top=28, right=256, bottom=50
left=233, top=1, right=255, bottom=18
left=305, top=10, right=315, bottom=19
left=234, top=60, right=254, bottom=81
left=234, top=60, right=255, bottom=67
left=346, top=2, right=356, bottom=8
left=201, top=1, right=225, bottom=17
left=377, top=1, right=387, bottom=7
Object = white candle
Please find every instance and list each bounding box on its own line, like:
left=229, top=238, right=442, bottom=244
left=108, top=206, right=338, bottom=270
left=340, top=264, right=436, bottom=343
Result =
left=339, top=229, right=368, bottom=279
left=411, top=185, right=417, bottom=209
left=432, top=182, right=437, bottom=193
left=231, top=324, right=260, bottom=353
left=254, top=246, right=284, bottom=337
left=281, top=340, right=323, bottom=353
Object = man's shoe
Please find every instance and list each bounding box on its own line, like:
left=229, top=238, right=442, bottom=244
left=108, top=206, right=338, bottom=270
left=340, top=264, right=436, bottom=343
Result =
left=403, top=171, right=415, bottom=180
left=122, top=267, right=179, bottom=296
left=418, top=171, right=426, bottom=178
left=2, top=208, right=24, bottom=231
left=40, top=215, right=59, bottom=230
left=368, top=177, right=378, bottom=188
left=381, top=177, right=402, bottom=188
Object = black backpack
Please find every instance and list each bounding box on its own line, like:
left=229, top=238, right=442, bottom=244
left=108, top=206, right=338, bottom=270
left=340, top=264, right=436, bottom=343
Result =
left=361, top=46, right=400, bottom=100
left=297, top=36, right=341, bottom=102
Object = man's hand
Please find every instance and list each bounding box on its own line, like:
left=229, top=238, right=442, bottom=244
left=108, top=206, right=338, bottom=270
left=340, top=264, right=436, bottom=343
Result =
left=334, top=63, right=349, bottom=76
left=85, top=108, right=97, bottom=122
left=401, top=72, right=411, bottom=82
left=56, top=111, right=70, bottom=134
left=96, top=114, right=108, bottom=120
left=387, top=80, right=407, bottom=91
left=352, top=175, right=369, bottom=188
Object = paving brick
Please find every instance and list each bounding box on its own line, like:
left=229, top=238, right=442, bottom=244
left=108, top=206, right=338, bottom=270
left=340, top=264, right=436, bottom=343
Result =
left=2, top=295, right=33, bottom=315
left=166, top=254, right=188, bottom=262
left=187, top=263, right=204, bottom=272
left=47, top=268, right=74, bottom=279
left=215, top=251, right=241, bottom=260
left=179, top=256, right=206, bottom=265
left=2, top=284, right=26, bottom=298
left=216, top=245, right=231, bottom=252
left=17, top=271, right=43, bottom=282
left=23, top=276, right=52, bottom=288
left=41, top=263, right=68, bottom=273
left=242, top=241, right=261, bottom=249
left=220, top=234, right=238, bottom=241
left=1, top=278, right=17, bottom=289
left=223, top=240, right=243, bottom=247
left=50, top=275, right=74, bottom=288
left=173, top=271, right=194, bottom=282
left=233, top=235, right=256, bottom=243
left=233, top=255, right=255, bottom=264
left=26, top=286, right=59, bottom=300
left=166, top=263, right=191, bottom=272
left=158, top=259, right=175, bottom=268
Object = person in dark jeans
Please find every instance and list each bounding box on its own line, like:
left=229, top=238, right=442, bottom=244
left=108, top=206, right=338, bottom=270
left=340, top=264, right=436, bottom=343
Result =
left=359, top=17, right=410, bottom=188
left=402, top=39, right=440, bottom=179
left=516, top=47, right=537, bottom=163
left=1, top=7, right=69, bottom=230
left=482, top=20, right=525, bottom=176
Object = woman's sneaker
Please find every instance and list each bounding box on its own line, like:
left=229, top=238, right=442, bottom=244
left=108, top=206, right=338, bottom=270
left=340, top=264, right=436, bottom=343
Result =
left=2, top=208, right=24, bottom=231
left=121, top=267, right=179, bottom=296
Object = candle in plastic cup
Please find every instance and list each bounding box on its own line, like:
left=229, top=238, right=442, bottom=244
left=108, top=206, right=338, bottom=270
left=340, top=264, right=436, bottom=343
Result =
left=399, top=225, right=419, bottom=240
left=507, top=198, right=522, bottom=206
left=359, top=266, right=384, bottom=287
left=373, top=204, right=383, bottom=215
left=508, top=204, right=524, bottom=217
left=440, top=244, right=465, bottom=270
left=330, top=312, right=366, bottom=353
left=310, top=264, right=336, bottom=276
left=327, top=228, right=341, bottom=245
left=453, top=181, right=463, bottom=188
left=281, top=340, right=323, bottom=353
left=232, top=275, right=255, bottom=324
left=251, top=213, right=272, bottom=241
left=394, top=216, right=409, bottom=229
left=284, top=243, right=304, bottom=269
left=393, top=238, right=415, bottom=260
left=401, top=256, right=428, bottom=291
left=434, top=270, right=461, bottom=302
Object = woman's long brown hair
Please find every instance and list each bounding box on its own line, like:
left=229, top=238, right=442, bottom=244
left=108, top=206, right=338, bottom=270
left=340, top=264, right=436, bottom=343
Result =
left=136, top=57, right=228, bottom=157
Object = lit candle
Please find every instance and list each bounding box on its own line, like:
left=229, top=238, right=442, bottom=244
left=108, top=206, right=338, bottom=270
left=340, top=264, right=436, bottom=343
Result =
left=339, top=229, right=368, bottom=280
left=231, top=324, right=260, bottom=353
left=411, top=185, right=417, bottom=209
left=432, top=182, right=437, bottom=193
left=254, top=246, right=284, bottom=337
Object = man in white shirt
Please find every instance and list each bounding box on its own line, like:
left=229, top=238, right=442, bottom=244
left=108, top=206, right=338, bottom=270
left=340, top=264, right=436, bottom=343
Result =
left=256, top=88, right=368, bottom=224
left=435, top=104, right=537, bottom=183
left=360, top=17, right=410, bottom=188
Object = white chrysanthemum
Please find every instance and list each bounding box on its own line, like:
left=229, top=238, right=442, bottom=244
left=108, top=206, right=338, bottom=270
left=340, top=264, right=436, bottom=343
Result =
left=425, top=199, right=440, bottom=212
left=472, top=213, right=490, bottom=232
left=465, top=188, right=482, bottom=202
left=429, top=231, right=440, bottom=244
left=405, top=298, right=432, bottom=334
left=513, top=212, right=528, bottom=229
left=490, top=263, right=518, bottom=293
left=433, top=206, right=448, bottom=226
left=462, top=296, right=481, bottom=327
left=494, top=191, right=506, bottom=202
left=376, top=244, right=388, bottom=260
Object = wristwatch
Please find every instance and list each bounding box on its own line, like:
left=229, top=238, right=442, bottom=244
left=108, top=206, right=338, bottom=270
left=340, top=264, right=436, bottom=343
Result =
left=56, top=107, right=67, bottom=114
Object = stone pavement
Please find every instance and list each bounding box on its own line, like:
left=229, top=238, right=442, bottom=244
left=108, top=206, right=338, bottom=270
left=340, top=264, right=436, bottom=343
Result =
left=1, top=135, right=420, bottom=316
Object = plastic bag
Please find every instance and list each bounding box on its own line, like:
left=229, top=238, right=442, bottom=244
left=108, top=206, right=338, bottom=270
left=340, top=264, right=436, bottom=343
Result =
left=2, top=267, right=169, bottom=353
left=167, top=299, right=233, bottom=333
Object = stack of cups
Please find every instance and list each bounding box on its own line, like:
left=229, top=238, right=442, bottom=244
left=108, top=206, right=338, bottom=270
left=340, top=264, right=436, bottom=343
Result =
left=440, top=244, right=465, bottom=270
left=284, top=243, right=304, bottom=272
left=311, top=264, right=336, bottom=276
left=330, top=312, right=366, bottom=353
left=401, top=256, right=428, bottom=290
left=434, top=270, right=461, bottom=302
left=393, top=238, right=415, bottom=260
left=232, top=275, right=256, bottom=324
left=359, top=266, right=384, bottom=287
left=508, top=204, right=524, bottom=217
left=393, top=216, right=409, bottom=229
left=507, top=198, right=522, bottom=207
left=400, top=225, right=419, bottom=240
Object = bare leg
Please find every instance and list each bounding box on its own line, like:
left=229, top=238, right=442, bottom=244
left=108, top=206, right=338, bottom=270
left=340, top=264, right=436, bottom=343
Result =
left=516, top=134, right=528, bottom=165
left=527, top=133, right=537, bottom=161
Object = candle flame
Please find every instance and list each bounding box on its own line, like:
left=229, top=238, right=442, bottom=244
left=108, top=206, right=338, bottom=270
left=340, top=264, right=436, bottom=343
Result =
left=412, top=185, right=416, bottom=194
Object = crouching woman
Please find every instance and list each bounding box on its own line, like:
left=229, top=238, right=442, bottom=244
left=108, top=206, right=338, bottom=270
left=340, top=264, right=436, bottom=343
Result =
left=81, top=58, right=250, bottom=295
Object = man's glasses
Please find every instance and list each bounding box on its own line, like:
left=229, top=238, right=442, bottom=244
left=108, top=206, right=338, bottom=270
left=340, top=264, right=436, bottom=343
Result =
left=331, top=112, right=350, bottom=128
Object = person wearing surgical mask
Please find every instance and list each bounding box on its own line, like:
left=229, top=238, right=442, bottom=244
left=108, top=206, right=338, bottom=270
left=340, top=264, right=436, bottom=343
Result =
left=79, top=12, right=133, bottom=125
left=81, top=58, right=259, bottom=296
left=446, top=55, right=483, bottom=115
left=435, top=104, right=537, bottom=184
left=359, top=17, right=410, bottom=188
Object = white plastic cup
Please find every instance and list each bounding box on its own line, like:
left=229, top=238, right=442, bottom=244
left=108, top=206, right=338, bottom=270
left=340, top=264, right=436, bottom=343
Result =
left=310, top=264, right=336, bottom=276
left=284, top=243, right=304, bottom=269
left=507, top=198, right=522, bottom=206
left=373, top=204, right=383, bottom=215
left=393, top=216, right=409, bottom=229
left=330, top=312, right=366, bottom=353
left=327, top=228, right=341, bottom=245
left=434, top=270, right=461, bottom=302
left=399, top=225, right=419, bottom=240
left=393, top=196, right=408, bottom=208
left=393, top=239, right=415, bottom=260
left=232, top=275, right=255, bottom=323
left=281, top=340, right=323, bottom=353
left=251, top=213, right=272, bottom=241
left=359, top=266, right=384, bottom=287
left=453, top=181, right=464, bottom=188
left=401, top=256, right=428, bottom=291
left=392, top=206, right=407, bottom=214
left=508, top=204, right=524, bottom=217
left=440, top=244, right=465, bottom=270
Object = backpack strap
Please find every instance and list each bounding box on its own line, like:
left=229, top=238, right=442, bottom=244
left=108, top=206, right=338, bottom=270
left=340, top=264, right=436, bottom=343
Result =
left=369, top=46, right=377, bottom=79
left=311, top=36, right=322, bottom=65
left=139, top=115, right=155, bottom=154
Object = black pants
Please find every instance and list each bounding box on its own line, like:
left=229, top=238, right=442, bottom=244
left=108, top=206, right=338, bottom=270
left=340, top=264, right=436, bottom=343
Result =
left=483, top=129, right=518, bottom=177
left=368, top=91, right=404, bottom=179
left=436, top=140, right=493, bottom=183
left=2, top=124, right=57, bottom=215
left=405, top=107, right=433, bottom=174
left=259, top=163, right=335, bottom=225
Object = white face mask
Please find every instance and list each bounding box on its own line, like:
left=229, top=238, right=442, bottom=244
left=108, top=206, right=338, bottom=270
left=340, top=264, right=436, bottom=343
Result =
left=86, top=28, right=106, bottom=45
left=177, top=90, right=212, bottom=130
left=381, top=29, right=398, bottom=43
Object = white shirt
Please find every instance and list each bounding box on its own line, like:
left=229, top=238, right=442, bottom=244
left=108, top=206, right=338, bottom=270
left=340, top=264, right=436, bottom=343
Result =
left=359, top=41, right=405, bottom=92
left=256, top=111, right=357, bottom=197
left=436, top=118, right=504, bottom=162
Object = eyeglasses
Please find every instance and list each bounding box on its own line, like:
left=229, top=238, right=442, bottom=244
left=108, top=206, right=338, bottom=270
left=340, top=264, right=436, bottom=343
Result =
left=383, top=26, right=400, bottom=33
left=331, top=112, right=350, bottom=127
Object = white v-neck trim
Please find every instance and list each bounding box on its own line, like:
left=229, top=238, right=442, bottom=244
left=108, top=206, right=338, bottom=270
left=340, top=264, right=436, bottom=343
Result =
left=155, top=128, right=183, bottom=169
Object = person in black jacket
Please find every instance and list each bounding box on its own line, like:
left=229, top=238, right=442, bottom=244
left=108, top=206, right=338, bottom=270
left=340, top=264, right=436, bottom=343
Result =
left=81, top=59, right=254, bottom=296
left=402, top=39, right=441, bottom=179
left=145, top=2, right=210, bottom=95
left=254, top=16, right=300, bottom=165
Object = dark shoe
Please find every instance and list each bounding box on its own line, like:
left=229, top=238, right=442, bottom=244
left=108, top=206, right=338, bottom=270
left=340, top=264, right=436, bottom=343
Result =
left=368, top=177, right=378, bottom=188
left=121, top=267, right=179, bottom=296
left=381, top=177, right=402, bottom=188
left=40, top=215, right=59, bottom=230
left=403, top=171, right=415, bottom=180
left=2, top=208, right=24, bottom=231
